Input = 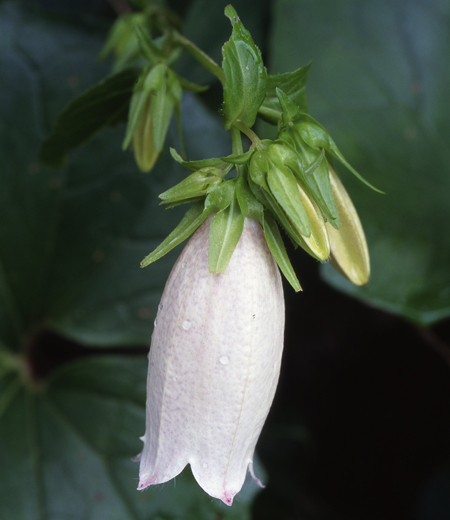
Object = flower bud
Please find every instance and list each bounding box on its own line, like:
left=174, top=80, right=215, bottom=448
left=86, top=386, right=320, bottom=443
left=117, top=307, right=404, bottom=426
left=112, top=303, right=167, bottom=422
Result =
left=132, top=96, right=158, bottom=172
left=138, top=217, right=285, bottom=505
left=326, top=165, right=370, bottom=286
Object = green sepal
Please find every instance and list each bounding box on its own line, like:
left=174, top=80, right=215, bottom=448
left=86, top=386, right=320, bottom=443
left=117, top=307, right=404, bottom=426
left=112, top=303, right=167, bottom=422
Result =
left=263, top=213, right=302, bottom=292
left=267, top=162, right=311, bottom=237
left=159, top=169, right=224, bottom=205
left=204, top=180, right=235, bottom=212
left=276, top=88, right=301, bottom=126
left=140, top=201, right=210, bottom=267
left=277, top=132, right=340, bottom=227
left=134, top=23, right=165, bottom=64
left=122, top=64, right=166, bottom=150
left=39, top=67, right=139, bottom=167
left=222, top=5, right=267, bottom=129
left=236, top=176, right=264, bottom=222
left=208, top=193, right=244, bottom=273
left=248, top=150, right=270, bottom=188
left=151, top=70, right=182, bottom=153
left=248, top=177, right=301, bottom=247
left=170, top=148, right=228, bottom=172
left=221, top=148, right=255, bottom=165
left=294, top=115, right=384, bottom=193
left=258, top=63, right=311, bottom=124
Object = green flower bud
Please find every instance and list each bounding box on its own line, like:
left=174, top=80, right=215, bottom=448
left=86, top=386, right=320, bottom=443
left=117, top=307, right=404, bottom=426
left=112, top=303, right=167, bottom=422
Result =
left=326, top=165, right=370, bottom=286
left=132, top=96, right=158, bottom=172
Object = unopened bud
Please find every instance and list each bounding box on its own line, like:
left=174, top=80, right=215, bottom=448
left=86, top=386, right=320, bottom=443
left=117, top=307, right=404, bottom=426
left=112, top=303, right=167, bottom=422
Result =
left=326, top=165, right=370, bottom=286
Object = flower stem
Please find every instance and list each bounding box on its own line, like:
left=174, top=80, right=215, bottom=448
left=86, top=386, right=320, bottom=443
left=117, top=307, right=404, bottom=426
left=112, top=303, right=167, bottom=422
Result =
left=235, top=121, right=263, bottom=149
left=172, top=31, right=225, bottom=85
left=231, top=126, right=244, bottom=177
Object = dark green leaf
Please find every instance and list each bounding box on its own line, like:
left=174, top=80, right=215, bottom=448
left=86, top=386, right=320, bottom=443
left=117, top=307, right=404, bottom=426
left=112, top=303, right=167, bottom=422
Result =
left=222, top=5, right=267, bottom=129
left=0, top=355, right=259, bottom=520
left=40, top=68, right=139, bottom=167
left=258, top=63, right=311, bottom=124
left=272, top=0, right=450, bottom=325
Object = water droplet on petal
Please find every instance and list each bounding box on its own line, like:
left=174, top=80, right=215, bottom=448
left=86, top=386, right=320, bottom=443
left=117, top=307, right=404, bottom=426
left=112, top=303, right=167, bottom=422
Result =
left=182, top=320, right=192, bottom=331
left=219, top=356, right=229, bottom=365
left=202, top=463, right=208, bottom=469
left=158, top=303, right=163, bottom=311
left=153, top=319, right=157, bottom=327
left=182, top=262, right=187, bottom=268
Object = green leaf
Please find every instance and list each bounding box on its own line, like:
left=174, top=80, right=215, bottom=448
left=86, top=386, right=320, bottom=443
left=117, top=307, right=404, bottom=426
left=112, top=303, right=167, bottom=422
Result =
left=272, top=0, right=450, bottom=325
left=258, top=63, right=311, bottom=124
left=208, top=194, right=245, bottom=273
left=222, top=5, right=268, bottom=129
left=40, top=67, right=139, bottom=167
left=0, top=355, right=259, bottom=520
left=263, top=213, right=302, bottom=292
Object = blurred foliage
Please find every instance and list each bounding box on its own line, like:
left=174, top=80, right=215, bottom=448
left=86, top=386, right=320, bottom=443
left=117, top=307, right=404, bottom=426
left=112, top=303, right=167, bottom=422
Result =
left=270, top=0, right=450, bottom=325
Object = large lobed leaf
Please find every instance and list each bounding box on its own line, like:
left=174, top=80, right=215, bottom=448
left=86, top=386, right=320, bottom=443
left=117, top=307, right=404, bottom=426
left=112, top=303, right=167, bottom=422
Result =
left=0, top=2, right=256, bottom=519
left=271, top=0, right=450, bottom=325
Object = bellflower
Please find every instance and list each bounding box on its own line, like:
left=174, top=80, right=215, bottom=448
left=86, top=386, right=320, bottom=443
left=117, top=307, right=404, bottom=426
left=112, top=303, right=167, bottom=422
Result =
left=138, top=216, right=285, bottom=505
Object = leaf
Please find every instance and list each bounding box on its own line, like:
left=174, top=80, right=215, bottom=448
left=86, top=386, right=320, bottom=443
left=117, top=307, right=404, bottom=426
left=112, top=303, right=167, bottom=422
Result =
left=40, top=67, right=139, bottom=167
left=208, top=194, right=245, bottom=273
left=222, top=5, right=268, bottom=129
left=258, top=63, right=311, bottom=124
left=0, top=355, right=259, bottom=520
left=272, top=0, right=450, bottom=325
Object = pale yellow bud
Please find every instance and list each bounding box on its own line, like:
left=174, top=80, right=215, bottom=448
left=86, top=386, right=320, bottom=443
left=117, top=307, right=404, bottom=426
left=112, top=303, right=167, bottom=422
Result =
left=326, top=165, right=370, bottom=286
left=296, top=183, right=330, bottom=261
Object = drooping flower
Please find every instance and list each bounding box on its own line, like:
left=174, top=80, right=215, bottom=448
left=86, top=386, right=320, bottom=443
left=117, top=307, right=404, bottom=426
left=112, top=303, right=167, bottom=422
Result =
left=138, top=216, right=285, bottom=505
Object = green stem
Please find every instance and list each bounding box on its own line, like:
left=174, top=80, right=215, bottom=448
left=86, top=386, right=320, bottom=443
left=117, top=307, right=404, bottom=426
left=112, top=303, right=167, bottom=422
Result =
left=235, top=121, right=263, bottom=149
left=172, top=31, right=225, bottom=85
left=231, top=126, right=244, bottom=177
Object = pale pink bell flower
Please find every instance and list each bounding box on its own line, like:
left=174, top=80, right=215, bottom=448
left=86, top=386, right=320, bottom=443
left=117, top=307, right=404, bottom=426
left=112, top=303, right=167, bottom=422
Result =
left=138, top=216, right=285, bottom=505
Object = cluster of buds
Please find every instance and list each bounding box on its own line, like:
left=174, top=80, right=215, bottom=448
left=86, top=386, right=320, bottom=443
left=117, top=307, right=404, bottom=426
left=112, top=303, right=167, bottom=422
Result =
left=248, top=104, right=374, bottom=286
left=132, top=5, right=381, bottom=507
